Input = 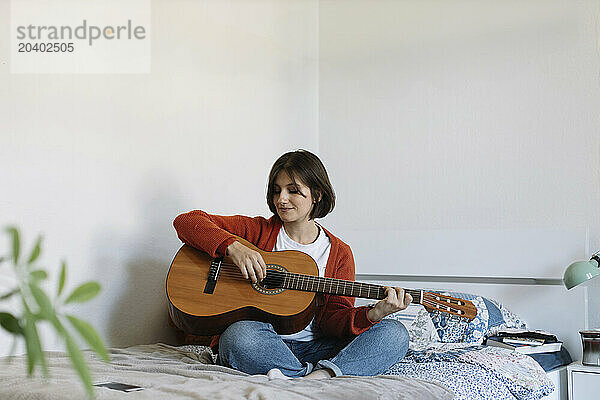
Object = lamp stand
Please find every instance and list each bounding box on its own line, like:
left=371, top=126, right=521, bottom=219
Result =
left=584, top=285, right=589, bottom=330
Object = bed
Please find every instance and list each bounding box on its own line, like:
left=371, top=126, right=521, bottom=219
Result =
left=371, top=290, right=569, bottom=400
left=0, top=343, right=452, bottom=399
left=0, top=290, right=568, bottom=399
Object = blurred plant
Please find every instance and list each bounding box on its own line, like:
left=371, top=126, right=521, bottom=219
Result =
left=0, top=227, right=109, bottom=398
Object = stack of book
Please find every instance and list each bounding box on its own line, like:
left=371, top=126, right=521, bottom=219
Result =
left=485, top=329, right=562, bottom=354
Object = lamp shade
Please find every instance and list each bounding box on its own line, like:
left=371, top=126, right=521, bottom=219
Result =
left=563, top=257, right=600, bottom=290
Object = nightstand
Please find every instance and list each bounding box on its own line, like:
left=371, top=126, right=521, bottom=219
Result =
left=567, top=361, right=600, bottom=400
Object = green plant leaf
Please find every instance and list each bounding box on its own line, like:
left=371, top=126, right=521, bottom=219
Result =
left=0, top=312, right=24, bottom=335
left=64, top=330, right=94, bottom=398
left=65, top=282, right=101, bottom=304
left=49, top=314, right=66, bottom=336
left=57, top=260, right=66, bottom=297
left=30, top=270, right=48, bottom=283
left=29, top=284, right=55, bottom=320
left=23, top=310, right=48, bottom=377
left=6, top=227, right=20, bottom=265
left=66, top=315, right=109, bottom=362
left=27, top=236, right=42, bottom=265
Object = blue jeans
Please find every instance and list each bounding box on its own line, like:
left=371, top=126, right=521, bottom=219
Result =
left=218, top=319, right=409, bottom=377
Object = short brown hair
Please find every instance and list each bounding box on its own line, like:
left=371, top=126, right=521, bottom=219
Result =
left=266, top=149, right=336, bottom=220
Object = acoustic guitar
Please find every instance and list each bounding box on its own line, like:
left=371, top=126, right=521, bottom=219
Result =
left=166, top=236, right=477, bottom=337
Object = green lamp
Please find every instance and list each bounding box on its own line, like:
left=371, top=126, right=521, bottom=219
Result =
left=563, top=251, right=600, bottom=366
left=563, top=252, right=600, bottom=290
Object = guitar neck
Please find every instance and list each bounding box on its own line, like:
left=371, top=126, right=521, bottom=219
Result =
left=281, top=272, right=423, bottom=304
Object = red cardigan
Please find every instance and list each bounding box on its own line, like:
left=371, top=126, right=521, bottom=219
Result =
left=172, top=210, right=377, bottom=346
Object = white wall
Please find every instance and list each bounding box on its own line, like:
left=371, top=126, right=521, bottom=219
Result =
left=1, top=0, right=599, bottom=362
left=0, top=0, right=318, bottom=354
left=319, top=0, right=600, bottom=357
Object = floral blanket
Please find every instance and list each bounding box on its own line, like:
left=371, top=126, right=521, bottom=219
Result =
left=376, top=290, right=555, bottom=400
left=385, top=343, right=554, bottom=400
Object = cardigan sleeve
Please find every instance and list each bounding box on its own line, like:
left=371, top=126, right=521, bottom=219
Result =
left=173, top=210, right=270, bottom=257
left=316, top=244, right=378, bottom=338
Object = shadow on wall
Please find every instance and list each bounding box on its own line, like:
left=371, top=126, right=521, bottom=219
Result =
left=107, top=257, right=177, bottom=347
left=94, top=170, right=186, bottom=347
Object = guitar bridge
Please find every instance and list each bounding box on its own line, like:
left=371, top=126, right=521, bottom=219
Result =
left=203, top=257, right=223, bottom=294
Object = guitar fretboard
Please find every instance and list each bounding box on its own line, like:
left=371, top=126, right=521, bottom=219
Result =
left=280, top=272, right=422, bottom=304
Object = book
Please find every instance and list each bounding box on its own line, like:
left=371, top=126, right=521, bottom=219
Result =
left=486, top=338, right=562, bottom=354
left=502, top=336, right=546, bottom=346
left=496, top=329, right=558, bottom=343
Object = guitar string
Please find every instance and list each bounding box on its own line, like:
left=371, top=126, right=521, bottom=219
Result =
left=214, top=268, right=392, bottom=297
left=204, top=265, right=467, bottom=315
left=202, top=272, right=462, bottom=314
left=213, top=264, right=425, bottom=298
left=215, top=263, right=399, bottom=292
left=209, top=273, right=464, bottom=314
left=212, top=264, right=466, bottom=308
left=213, top=267, right=464, bottom=309
left=214, top=266, right=411, bottom=298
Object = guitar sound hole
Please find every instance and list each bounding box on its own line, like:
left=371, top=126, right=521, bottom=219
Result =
left=260, top=279, right=277, bottom=289
left=252, top=265, right=286, bottom=295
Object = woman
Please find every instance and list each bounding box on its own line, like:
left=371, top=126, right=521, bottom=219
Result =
left=173, top=149, right=411, bottom=378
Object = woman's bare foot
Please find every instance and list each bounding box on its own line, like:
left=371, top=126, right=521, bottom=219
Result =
left=303, top=369, right=334, bottom=379
left=267, top=368, right=291, bottom=380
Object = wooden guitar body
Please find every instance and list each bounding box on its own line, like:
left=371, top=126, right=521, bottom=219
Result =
left=166, top=237, right=319, bottom=336
left=166, top=236, right=477, bottom=338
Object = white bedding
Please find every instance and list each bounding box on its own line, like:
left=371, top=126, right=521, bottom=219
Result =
left=0, top=343, right=453, bottom=400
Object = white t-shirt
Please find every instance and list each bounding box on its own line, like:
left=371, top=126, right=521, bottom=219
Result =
left=275, top=223, right=331, bottom=341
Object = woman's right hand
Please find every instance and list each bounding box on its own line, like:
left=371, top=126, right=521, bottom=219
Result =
left=226, top=241, right=267, bottom=283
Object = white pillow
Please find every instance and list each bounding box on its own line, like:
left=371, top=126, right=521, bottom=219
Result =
left=382, top=303, right=440, bottom=344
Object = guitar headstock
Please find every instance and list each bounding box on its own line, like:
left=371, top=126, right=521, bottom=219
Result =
left=421, top=292, right=478, bottom=321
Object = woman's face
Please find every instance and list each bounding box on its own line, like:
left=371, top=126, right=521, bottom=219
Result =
left=272, top=171, right=316, bottom=225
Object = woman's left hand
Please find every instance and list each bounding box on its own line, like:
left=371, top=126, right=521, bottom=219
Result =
left=367, top=287, right=413, bottom=322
